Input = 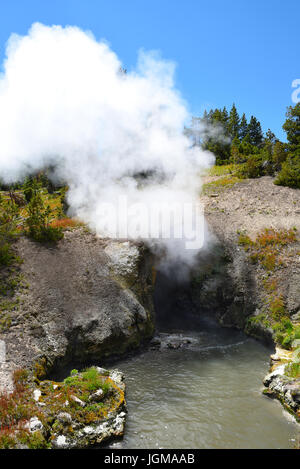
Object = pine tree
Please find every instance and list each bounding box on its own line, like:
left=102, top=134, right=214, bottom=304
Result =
left=282, top=103, right=300, bottom=151
left=228, top=103, right=240, bottom=140
left=262, top=129, right=277, bottom=161
left=275, top=103, right=300, bottom=188
left=272, top=141, right=287, bottom=169
left=239, top=113, right=248, bottom=140
left=230, top=136, right=241, bottom=163
left=265, top=129, right=276, bottom=144
left=221, top=107, right=229, bottom=132
left=247, top=116, right=263, bottom=146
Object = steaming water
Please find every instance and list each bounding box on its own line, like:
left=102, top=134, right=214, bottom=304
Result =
left=108, top=318, right=298, bottom=449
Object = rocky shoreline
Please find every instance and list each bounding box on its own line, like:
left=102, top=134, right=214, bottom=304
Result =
left=263, top=347, right=300, bottom=420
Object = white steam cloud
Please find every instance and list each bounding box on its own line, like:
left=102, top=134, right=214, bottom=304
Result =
left=0, top=23, right=214, bottom=262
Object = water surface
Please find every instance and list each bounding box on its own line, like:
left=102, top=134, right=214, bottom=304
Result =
left=109, top=317, right=298, bottom=449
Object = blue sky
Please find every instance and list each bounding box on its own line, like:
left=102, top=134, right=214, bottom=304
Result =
left=0, top=0, right=299, bottom=140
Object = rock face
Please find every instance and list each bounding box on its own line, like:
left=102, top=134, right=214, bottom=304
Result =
left=0, top=229, right=155, bottom=383
left=191, top=176, right=300, bottom=420
left=263, top=348, right=300, bottom=420
left=190, top=238, right=268, bottom=339
left=191, top=177, right=300, bottom=342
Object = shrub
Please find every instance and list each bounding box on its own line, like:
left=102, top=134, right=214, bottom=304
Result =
left=268, top=295, right=286, bottom=320
left=64, top=367, right=111, bottom=395
left=272, top=141, right=288, bottom=170
left=237, top=154, right=264, bottom=178
left=274, top=324, right=300, bottom=350
left=207, top=164, right=238, bottom=176
left=274, top=153, right=300, bottom=189
left=0, top=194, right=20, bottom=266
left=25, top=181, right=63, bottom=243
left=239, top=228, right=297, bottom=273
left=285, top=362, right=300, bottom=379
left=23, top=177, right=36, bottom=203
left=50, top=218, right=77, bottom=229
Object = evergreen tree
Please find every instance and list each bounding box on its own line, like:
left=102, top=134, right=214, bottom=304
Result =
left=247, top=116, right=263, bottom=146
left=202, top=109, right=208, bottom=123
left=211, top=108, right=225, bottom=124
left=274, top=153, right=300, bottom=188
left=230, top=136, right=241, bottom=163
left=221, top=107, right=229, bottom=133
left=274, top=103, right=300, bottom=187
left=282, top=103, right=300, bottom=151
left=272, top=141, right=287, bottom=170
left=200, top=107, right=231, bottom=164
left=228, top=103, right=240, bottom=139
left=238, top=134, right=259, bottom=156
left=262, top=129, right=277, bottom=161
left=265, top=129, right=276, bottom=144
left=239, top=113, right=248, bottom=140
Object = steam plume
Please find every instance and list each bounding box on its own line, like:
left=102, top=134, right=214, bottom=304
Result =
left=0, top=23, right=214, bottom=261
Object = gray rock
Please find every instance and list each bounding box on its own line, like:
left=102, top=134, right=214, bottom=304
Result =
left=33, top=389, right=41, bottom=402
left=109, top=370, right=124, bottom=385
left=57, top=412, right=72, bottom=425
left=1, top=230, right=155, bottom=382
left=52, top=435, right=70, bottom=449
left=28, top=417, right=43, bottom=433
left=287, top=274, right=300, bottom=313
left=263, top=364, right=285, bottom=387
left=88, top=389, right=104, bottom=402
left=292, top=339, right=300, bottom=348
left=70, top=395, right=86, bottom=408
left=96, top=367, right=109, bottom=375
left=291, top=311, right=300, bottom=322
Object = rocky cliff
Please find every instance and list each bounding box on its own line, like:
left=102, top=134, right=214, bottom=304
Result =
left=0, top=229, right=155, bottom=392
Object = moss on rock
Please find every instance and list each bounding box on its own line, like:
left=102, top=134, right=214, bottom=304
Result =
left=0, top=366, right=126, bottom=449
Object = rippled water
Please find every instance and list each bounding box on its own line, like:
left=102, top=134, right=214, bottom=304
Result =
left=109, top=318, right=299, bottom=449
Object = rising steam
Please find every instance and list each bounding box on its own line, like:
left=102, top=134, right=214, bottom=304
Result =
left=0, top=23, right=214, bottom=261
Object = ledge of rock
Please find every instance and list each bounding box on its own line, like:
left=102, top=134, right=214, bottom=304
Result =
left=263, top=346, right=300, bottom=421
left=0, top=228, right=155, bottom=387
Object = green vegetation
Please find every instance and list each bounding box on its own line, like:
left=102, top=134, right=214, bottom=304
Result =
left=240, top=228, right=299, bottom=349
left=64, top=367, right=111, bottom=395
left=0, top=366, right=122, bottom=449
left=273, top=323, right=300, bottom=350
left=0, top=235, right=25, bottom=331
left=238, top=227, right=296, bottom=272
left=0, top=178, right=81, bottom=331
left=25, top=179, right=63, bottom=242
left=0, top=174, right=81, bottom=250
left=0, top=368, right=49, bottom=449
left=274, top=103, right=300, bottom=188
left=274, top=153, right=300, bottom=189
left=285, top=362, right=300, bottom=379
left=0, top=193, right=21, bottom=266
left=187, top=102, right=300, bottom=189
left=206, top=163, right=237, bottom=177
left=202, top=174, right=242, bottom=193
left=247, top=313, right=270, bottom=329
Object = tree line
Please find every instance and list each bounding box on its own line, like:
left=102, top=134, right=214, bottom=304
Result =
left=186, top=102, right=300, bottom=188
